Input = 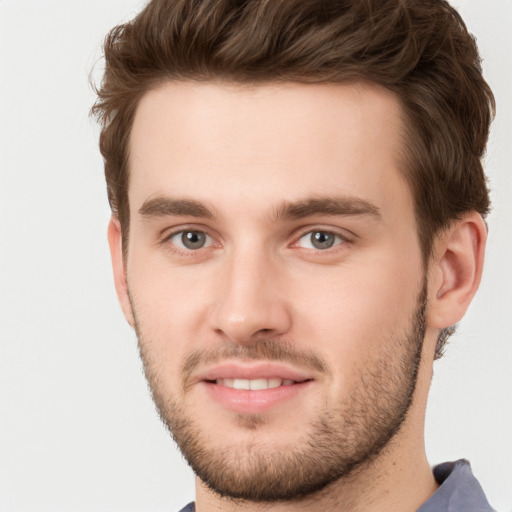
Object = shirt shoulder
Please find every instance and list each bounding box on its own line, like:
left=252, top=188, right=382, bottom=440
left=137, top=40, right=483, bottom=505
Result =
left=177, top=461, right=494, bottom=512
left=417, top=459, right=495, bottom=512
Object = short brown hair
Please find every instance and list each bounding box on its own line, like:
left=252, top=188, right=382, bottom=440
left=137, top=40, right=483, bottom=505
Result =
left=92, top=0, right=495, bottom=357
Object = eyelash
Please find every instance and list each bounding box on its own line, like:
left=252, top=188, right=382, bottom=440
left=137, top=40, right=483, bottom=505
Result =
left=160, top=226, right=352, bottom=256
left=293, top=229, right=348, bottom=252
left=161, top=227, right=216, bottom=256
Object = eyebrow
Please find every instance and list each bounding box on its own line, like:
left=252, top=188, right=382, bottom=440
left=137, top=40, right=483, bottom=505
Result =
left=139, top=197, right=214, bottom=219
left=138, top=195, right=381, bottom=221
left=272, top=197, right=381, bottom=221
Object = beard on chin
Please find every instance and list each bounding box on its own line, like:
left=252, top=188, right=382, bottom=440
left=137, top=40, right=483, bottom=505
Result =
left=132, top=281, right=427, bottom=503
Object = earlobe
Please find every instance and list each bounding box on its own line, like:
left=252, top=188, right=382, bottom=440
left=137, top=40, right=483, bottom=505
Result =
left=107, top=216, right=135, bottom=327
left=427, top=212, right=487, bottom=329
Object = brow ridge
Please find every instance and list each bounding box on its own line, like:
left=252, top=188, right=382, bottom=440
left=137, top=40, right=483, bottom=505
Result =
left=138, top=195, right=381, bottom=222
left=273, top=197, right=381, bottom=221
left=139, top=197, right=214, bottom=219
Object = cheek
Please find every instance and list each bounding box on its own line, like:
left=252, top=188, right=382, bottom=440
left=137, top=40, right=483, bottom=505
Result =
left=127, top=253, right=209, bottom=372
left=128, top=241, right=210, bottom=315
left=290, top=253, right=422, bottom=367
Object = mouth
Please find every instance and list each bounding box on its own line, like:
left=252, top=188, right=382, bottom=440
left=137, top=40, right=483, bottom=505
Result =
left=197, top=362, right=315, bottom=414
left=212, top=377, right=300, bottom=390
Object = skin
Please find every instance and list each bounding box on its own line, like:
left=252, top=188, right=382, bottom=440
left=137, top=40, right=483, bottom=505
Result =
left=108, top=81, right=487, bottom=512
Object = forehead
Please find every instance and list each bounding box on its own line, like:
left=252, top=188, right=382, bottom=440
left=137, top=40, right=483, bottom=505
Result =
left=128, top=80, right=411, bottom=220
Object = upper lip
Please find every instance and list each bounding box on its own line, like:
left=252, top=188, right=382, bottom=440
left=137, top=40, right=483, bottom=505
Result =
left=196, top=361, right=314, bottom=383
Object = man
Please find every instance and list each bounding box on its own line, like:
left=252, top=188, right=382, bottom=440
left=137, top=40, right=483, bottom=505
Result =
left=92, top=0, right=495, bottom=510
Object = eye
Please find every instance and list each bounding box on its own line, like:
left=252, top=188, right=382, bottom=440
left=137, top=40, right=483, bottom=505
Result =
left=297, top=230, right=344, bottom=250
left=168, top=230, right=212, bottom=250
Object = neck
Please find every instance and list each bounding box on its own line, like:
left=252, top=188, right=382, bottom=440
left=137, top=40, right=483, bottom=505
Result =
left=194, top=432, right=437, bottom=512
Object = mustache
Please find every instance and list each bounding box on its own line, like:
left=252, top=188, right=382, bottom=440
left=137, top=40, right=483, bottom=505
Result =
left=181, top=338, right=329, bottom=388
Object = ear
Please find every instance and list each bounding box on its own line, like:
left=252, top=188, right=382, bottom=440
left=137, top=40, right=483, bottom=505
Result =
left=107, top=216, right=135, bottom=327
left=427, top=212, right=487, bottom=329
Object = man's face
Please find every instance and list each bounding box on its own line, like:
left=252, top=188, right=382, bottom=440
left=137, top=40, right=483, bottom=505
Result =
left=120, top=81, right=429, bottom=500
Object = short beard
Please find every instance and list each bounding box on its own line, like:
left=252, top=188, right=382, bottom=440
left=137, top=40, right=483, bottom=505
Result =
left=134, top=281, right=427, bottom=503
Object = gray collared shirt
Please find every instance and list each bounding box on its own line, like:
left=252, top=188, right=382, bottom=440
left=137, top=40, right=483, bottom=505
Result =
left=178, top=459, right=494, bottom=512
left=417, top=459, right=494, bottom=512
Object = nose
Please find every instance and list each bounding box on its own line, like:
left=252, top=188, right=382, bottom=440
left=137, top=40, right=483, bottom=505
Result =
left=208, top=248, right=292, bottom=344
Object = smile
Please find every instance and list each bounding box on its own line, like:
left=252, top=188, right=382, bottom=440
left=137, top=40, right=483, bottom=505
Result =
left=195, top=361, right=317, bottom=413
left=214, top=378, right=296, bottom=390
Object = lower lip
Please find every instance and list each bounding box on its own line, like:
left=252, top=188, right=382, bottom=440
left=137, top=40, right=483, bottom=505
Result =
left=201, top=381, right=313, bottom=414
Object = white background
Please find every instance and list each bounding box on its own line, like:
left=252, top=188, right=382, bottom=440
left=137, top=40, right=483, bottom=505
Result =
left=0, top=1, right=510, bottom=510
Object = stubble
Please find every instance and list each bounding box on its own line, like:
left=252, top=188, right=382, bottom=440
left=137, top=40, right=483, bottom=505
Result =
left=132, top=281, right=427, bottom=502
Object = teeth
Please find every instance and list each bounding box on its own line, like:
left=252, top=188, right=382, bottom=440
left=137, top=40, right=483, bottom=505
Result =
left=215, top=378, right=296, bottom=390
left=233, top=379, right=250, bottom=390
left=268, top=378, right=282, bottom=388
left=249, top=378, right=269, bottom=390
